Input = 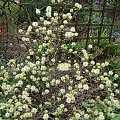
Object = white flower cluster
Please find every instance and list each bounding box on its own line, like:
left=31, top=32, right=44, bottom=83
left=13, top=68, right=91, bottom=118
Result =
left=0, top=1, right=119, bottom=120
left=57, top=63, right=71, bottom=71
left=46, top=6, right=52, bottom=18
left=36, top=8, right=40, bottom=15
left=75, top=3, right=82, bottom=10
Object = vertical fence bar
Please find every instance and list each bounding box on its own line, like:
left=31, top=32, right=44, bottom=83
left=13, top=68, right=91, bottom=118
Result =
left=108, top=0, right=118, bottom=44
left=97, top=0, right=107, bottom=47
left=85, top=0, right=94, bottom=49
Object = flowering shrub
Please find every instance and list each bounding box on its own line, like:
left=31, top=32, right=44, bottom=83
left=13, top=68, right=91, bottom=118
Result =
left=0, top=0, right=120, bottom=120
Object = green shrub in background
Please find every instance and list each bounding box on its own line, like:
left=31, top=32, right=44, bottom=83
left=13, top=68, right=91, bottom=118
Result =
left=0, top=1, right=120, bottom=120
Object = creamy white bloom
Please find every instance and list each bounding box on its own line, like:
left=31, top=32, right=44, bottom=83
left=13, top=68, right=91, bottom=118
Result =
left=43, top=114, right=49, bottom=120
left=93, top=69, right=100, bottom=75
left=98, top=114, right=105, bottom=120
left=101, top=63, right=105, bottom=67
left=84, top=114, right=89, bottom=119
left=109, top=71, right=113, bottom=75
left=46, top=6, right=51, bottom=12
left=75, top=113, right=81, bottom=119
left=88, top=44, right=92, bottom=49
left=17, top=80, right=23, bottom=86
left=54, top=12, right=58, bottom=17
left=36, top=8, right=40, bottom=15
left=106, top=80, right=111, bottom=87
left=51, top=0, right=55, bottom=3
left=32, top=22, right=38, bottom=27
left=105, top=62, right=109, bottom=66
left=114, top=74, right=119, bottom=78
left=60, top=89, right=65, bottom=94
left=113, top=100, right=120, bottom=108
left=31, top=108, right=37, bottom=114
left=60, top=25, right=64, bottom=29
left=99, top=84, right=104, bottom=89
left=57, top=63, right=71, bottom=71
left=75, top=3, right=82, bottom=10
left=70, top=27, right=75, bottom=32
left=83, top=84, right=89, bottom=90
left=78, top=83, right=82, bottom=89
left=63, top=20, right=68, bottom=24
left=44, top=20, right=51, bottom=26
left=46, top=6, right=52, bottom=18
left=5, top=112, right=11, bottom=117
left=45, top=89, right=49, bottom=94
left=46, top=12, right=51, bottom=18
left=19, top=29, right=23, bottom=33
left=90, top=61, right=95, bottom=65
left=70, top=9, right=73, bottom=13
left=83, top=62, right=88, bottom=67
left=57, top=0, right=63, bottom=3
left=65, top=32, right=74, bottom=38
left=74, top=32, right=78, bottom=36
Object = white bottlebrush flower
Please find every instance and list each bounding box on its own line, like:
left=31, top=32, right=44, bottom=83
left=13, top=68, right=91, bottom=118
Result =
left=88, top=44, right=92, bottom=49
left=60, top=25, right=64, bottom=29
left=70, top=27, right=75, bottom=32
left=66, top=13, right=72, bottom=19
left=57, top=63, right=71, bottom=71
left=32, top=22, right=38, bottom=27
left=5, top=112, right=11, bottom=117
left=98, top=114, right=105, bottom=120
left=106, top=80, right=111, bottom=87
left=108, top=71, right=113, bottom=75
left=78, top=83, right=82, bottom=89
left=82, top=49, right=87, bottom=54
left=43, top=114, right=49, bottom=120
left=84, top=114, right=89, bottom=119
left=65, top=32, right=74, bottom=38
left=62, top=14, right=67, bottom=19
left=93, top=69, right=100, bottom=75
left=83, top=84, right=89, bottom=90
left=47, top=30, right=52, bottom=35
left=46, top=6, right=52, bottom=18
left=99, top=84, right=104, bottom=89
left=27, top=25, right=32, bottom=32
left=44, top=20, right=51, bottom=26
left=54, top=12, right=58, bottom=17
left=57, top=0, right=63, bottom=3
left=46, top=6, right=52, bottom=12
left=101, top=63, right=105, bottom=67
left=114, top=74, right=118, bottom=78
left=66, top=97, right=71, bottom=103
left=17, top=80, right=23, bottom=86
left=36, top=8, right=40, bottom=15
left=63, top=20, right=68, bottom=24
left=113, top=100, right=120, bottom=109
left=51, top=0, right=55, bottom=3
left=45, top=89, right=50, bottom=94
left=75, top=3, right=82, bottom=10
left=83, top=62, right=88, bottom=67
left=60, top=104, right=65, bottom=108
left=105, top=62, right=109, bottom=66
left=60, top=89, right=65, bottom=94
left=46, top=12, right=51, bottom=18
left=31, top=108, right=37, bottom=114
left=19, top=29, right=23, bottom=33
left=75, top=113, right=81, bottom=119
left=70, top=9, right=73, bottom=13
left=90, top=61, right=95, bottom=65
left=103, top=72, right=108, bottom=76
left=73, top=33, right=78, bottom=37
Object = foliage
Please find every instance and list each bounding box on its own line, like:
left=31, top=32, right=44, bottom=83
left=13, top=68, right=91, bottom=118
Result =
left=0, top=1, right=120, bottom=120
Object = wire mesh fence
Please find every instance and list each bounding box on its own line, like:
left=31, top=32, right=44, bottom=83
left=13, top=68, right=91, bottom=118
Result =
left=0, top=0, right=120, bottom=59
